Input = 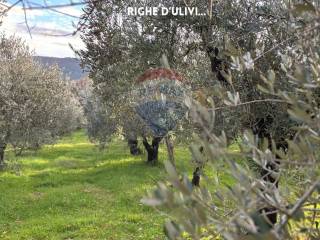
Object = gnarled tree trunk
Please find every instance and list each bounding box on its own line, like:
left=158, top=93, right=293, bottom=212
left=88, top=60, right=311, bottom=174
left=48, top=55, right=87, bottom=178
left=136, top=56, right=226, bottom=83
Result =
left=0, top=142, right=6, bottom=169
left=192, top=167, right=201, bottom=187
left=142, top=137, right=162, bottom=164
left=192, top=146, right=204, bottom=187
left=128, top=138, right=142, bottom=156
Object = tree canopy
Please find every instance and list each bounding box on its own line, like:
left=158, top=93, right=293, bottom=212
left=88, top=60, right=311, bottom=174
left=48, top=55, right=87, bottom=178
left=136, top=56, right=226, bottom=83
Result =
left=0, top=34, right=82, bottom=165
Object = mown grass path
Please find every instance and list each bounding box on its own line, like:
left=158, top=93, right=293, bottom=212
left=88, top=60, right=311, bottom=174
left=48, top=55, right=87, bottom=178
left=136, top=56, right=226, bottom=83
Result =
left=0, top=131, right=191, bottom=240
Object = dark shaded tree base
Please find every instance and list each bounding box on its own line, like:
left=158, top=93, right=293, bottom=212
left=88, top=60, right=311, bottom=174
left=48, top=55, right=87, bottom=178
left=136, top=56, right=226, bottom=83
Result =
left=128, top=139, right=142, bottom=156
left=191, top=146, right=204, bottom=187
left=142, top=137, right=162, bottom=165
left=0, top=145, right=6, bottom=170
left=192, top=167, right=201, bottom=187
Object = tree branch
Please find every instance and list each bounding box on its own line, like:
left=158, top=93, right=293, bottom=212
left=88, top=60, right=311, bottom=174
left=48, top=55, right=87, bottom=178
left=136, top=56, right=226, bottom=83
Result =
left=24, top=1, right=88, bottom=10
left=275, top=179, right=320, bottom=234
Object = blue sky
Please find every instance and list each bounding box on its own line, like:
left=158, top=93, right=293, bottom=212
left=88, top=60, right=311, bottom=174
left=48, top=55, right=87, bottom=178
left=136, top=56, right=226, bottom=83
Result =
left=1, top=0, right=85, bottom=57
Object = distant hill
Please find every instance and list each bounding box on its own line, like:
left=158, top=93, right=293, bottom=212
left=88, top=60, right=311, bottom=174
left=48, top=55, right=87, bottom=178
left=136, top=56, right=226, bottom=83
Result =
left=34, top=56, right=88, bottom=80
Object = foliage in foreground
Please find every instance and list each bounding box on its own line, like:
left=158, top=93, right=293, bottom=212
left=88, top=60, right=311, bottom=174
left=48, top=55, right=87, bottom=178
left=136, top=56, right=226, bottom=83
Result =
left=143, top=2, right=320, bottom=240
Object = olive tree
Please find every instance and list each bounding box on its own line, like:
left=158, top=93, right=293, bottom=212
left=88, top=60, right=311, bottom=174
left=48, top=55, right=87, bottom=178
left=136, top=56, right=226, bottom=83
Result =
left=83, top=82, right=117, bottom=148
left=0, top=34, right=82, bottom=166
left=77, top=0, right=181, bottom=160
left=76, top=0, right=218, bottom=164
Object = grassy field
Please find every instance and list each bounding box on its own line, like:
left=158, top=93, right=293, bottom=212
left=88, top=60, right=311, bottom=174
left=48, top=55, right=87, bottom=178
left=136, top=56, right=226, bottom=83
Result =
left=0, top=131, right=191, bottom=240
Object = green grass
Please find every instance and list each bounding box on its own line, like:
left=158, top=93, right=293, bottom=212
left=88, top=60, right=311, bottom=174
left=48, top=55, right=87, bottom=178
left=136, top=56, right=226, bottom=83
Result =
left=0, top=131, right=191, bottom=240
left=2, top=131, right=311, bottom=239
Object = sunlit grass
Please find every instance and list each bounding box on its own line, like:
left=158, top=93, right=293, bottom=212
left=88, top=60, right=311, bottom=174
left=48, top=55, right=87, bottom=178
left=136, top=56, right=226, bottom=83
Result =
left=1, top=130, right=315, bottom=239
left=0, top=130, right=192, bottom=240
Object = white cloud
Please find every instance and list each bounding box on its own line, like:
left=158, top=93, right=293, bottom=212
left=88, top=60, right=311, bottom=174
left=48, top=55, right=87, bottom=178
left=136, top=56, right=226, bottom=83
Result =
left=55, top=6, right=83, bottom=18
left=0, top=4, right=85, bottom=58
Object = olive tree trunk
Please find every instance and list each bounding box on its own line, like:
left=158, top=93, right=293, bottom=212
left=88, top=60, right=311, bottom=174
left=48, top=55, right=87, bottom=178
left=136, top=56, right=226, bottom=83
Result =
left=142, top=137, right=162, bottom=164
left=192, top=146, right=204, bottom=187
left=0, top=142, right=6, bottom=169
left=128, top=138, right=142, bottom=156
left=192, top=167, right=201, bottom=187
left=165, top=135, right=175, bottom=168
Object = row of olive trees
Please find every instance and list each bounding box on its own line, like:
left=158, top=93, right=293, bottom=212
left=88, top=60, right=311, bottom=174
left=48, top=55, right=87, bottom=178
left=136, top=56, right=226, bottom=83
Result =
left=72, top=77, right=118, bottom=149
left=0, top=34, right=83, bottom=167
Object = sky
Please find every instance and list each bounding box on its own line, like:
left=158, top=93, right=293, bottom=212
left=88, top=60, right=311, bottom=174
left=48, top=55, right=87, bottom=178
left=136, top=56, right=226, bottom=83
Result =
left=1, top=0, right=86, bottom=57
